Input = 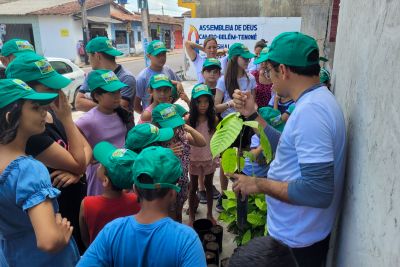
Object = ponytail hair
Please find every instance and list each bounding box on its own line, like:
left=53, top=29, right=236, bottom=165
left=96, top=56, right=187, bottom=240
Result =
left=254, top=39, right=267, bottom=50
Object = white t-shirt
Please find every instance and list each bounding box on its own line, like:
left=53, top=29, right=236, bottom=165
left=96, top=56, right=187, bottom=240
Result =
left=216, top=74, right=256, bottom=118
left=193, top=54, right=227, bottom=83
left=266, top=85, right=346, bottom=248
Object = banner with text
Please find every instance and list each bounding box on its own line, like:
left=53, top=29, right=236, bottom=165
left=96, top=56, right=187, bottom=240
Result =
left=183, top=17, right=302, bottom=80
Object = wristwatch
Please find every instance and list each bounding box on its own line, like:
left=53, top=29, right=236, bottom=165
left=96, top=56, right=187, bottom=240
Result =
left=246, top=111, right=259, bottom=121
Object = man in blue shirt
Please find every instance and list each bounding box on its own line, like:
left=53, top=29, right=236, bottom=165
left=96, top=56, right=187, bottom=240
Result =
left=78, top=146, right=206, bottom=267
left=230, top=32, right=346, bottom=267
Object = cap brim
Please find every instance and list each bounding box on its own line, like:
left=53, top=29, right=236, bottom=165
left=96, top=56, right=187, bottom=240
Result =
left=241, top=52, right=256, bottom=59
left=254, top=55, right=269, bottom=64
left=192, top=91, right=213, bottom=99
left=101, top=81, right=128, bottom=92
left=93, top=141, right=116, bottom=166
left=151, top=81, right=173, bottom=89
left=158, top=116, right=185, bottom=129
left=39, top=73, right=72, bottom=90
left=103, top=49, right=124, bottom=56
left=151, top=48, right=167, bottom=56
left=156, top=127, right=174, bottom=142
left=22, top=91, right=58, bottom=105
left=202, top=63, right=222, bottom=70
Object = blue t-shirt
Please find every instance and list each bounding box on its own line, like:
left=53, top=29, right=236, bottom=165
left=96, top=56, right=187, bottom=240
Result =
left=266, top=85, right=346, bottom=248
left=78, top=216, right=206, bottom=267
left=242, top=134, right=269, bottom=178
left=268, top=93, right=295, bottom=115
left=79, top=65, right=136, bottom=109
left=136, top=65, right=180, bottom=109
left=0, top=156, right=79, bottom=266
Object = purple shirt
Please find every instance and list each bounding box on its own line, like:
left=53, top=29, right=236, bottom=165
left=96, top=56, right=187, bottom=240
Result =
left=75, top=107, right=127, bottom=196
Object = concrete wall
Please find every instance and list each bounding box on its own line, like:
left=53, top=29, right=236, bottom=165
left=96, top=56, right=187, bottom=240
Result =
left=331, top=0, right=400, bottom=266
left=37, top=15, right=81, bottom=62
left=196, top=0, right=259, bottom=18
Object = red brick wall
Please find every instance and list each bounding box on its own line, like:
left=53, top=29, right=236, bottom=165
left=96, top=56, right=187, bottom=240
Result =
left=329, top=0, right=340, bottom=42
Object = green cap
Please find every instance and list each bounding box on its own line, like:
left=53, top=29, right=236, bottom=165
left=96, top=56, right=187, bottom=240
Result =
left=265, top=32, right=320, bottom=67
left=132, top=146, right=182, bottom=192
left=146, top=40, right=167, bottom=56
left=125, top=123, right=174, bottom=150
left=0, top=79, right=58, bottom=108
left=93, top=141, right=137, bottom=190
left=0, top=39, right=35, bottom=57
left=228, top=43, right=255, bottom=60
left=191, top=83, right=213, bottom=99
left=149, top=74, right=174, bottom=89
left=87, top=69, right=127, bottom=92
left=86, top=36, right=123, bottom=56
left=175, top=103, right=188, bottom=116
left=5, top=53, right=71, bottom=90
left=202, top=58, right=221, bottom=70
left=258, top=107, right=285, bottom=132
left=254, top=46, right=270, bottom=64
left=320, top=67, right=331, bottom=83
left=152, top=103, right=185, bottom=129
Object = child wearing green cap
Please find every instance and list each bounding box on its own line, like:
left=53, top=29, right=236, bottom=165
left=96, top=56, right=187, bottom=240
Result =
left=6, top=53, right=92, bottom=253
left=75, top=36, right=136, bottom=113
left=76, top=69, right=132, bottom=196
left=0, top=79, right=79, bottom=266
left=78, top=146, right=206, bottom=266
left=201, top=57, right=222, bottom=96
left=251, top=42, right=273, bottom=108
left=125, top=123, right=174, bottom=153
left=320, top=67, right=331, bottom=90
left=134, top=40, right=181, bottom=114
left=152, top=103, right=206, bottom=223
left=0, top=38, right=35, bottom=67
left=138, top=74, right=177, bottom=124
left=188, top=84, right=219, bottom=226
left=214, top=42, right=257, bottom=212
left=79, top=142, right=140, bottom=247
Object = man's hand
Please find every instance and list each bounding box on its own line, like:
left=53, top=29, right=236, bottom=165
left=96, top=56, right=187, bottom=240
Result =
left=228, top=173, right=260, bottom=197
left=232, top=90, right=257, bottom=117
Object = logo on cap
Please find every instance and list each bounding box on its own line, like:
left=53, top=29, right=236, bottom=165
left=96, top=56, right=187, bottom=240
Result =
left=153, top=41, right=165, bottom=50
left=270, top=114, right=282, bottom=127
left=111, top=148, right=127, bottom=159
left=149, top=124, right=160, bottom=135
left=15, top=40, right=34, bottom=52
left=13, top=79, right=32, bottom=91
left=34, top=59, right=54, bottom=75
left=106, top=39, right=113, bottom=49
left=101, top=71, right=118, bottom=83
left=194, top=84, right=209, bottom=93
left=261, top=47, right=269, bottom=54
left=208, top=58, right=219, bottom=64
left=154, top=74, right=169, bottom=82
left=160, top=106, right=177, bottom=119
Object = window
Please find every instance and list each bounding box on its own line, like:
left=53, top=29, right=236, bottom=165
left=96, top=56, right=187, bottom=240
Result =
left=50, top=61, right=73, bottom=74
left=137, top=31, right=142, bottom=42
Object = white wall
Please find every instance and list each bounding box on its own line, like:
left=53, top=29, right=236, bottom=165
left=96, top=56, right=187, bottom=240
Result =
left=332, top=0, right=400, bottom=266
left=38, top=15, right=82, bottom=62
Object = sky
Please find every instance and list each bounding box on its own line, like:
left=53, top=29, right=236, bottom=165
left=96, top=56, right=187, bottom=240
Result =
left=123, top=0, right=190, bottom=17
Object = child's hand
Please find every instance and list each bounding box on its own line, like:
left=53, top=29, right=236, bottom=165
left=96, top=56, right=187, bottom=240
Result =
left=169, top=143, right=183, bottom=156
left=50, top=91, right=72, bottom=122
left=55, top=213, right=73, bottom=245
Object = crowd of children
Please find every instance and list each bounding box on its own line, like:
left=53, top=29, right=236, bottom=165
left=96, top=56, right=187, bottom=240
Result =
left=0, top=31, right=332, bottom=266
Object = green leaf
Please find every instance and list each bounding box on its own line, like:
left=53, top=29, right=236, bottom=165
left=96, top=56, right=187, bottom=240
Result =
left=243, top=151, right=256, bottom=162
left=224, top=190, right=237, bottom=200
left=218, top=211, right=236, bottom=224
left=255, top=198, right=267, bottom=212
left=243, top=120, right=259, bottom=129
left=210, top=113, right=243, bottom=158
left=221, top=148, right=239, bottom=173
left=247, top=213, right=265, bottom=227
left=241, top=229, right=252, bottom=245
left=238, top=156, right=245, bottom=172
left=259, top=124, right=272, bottom=164
left=222, top=199, right=236, bottom=211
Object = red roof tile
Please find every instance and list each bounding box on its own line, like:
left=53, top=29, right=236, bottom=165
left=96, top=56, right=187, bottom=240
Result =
left=30, top=0, right=112, bottom=15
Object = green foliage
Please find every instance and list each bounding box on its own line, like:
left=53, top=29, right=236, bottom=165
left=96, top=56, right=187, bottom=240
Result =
left=259, top=124, right=272, bottom=164
left=210, top=112, right=243, bottom=158
left=221, top=148, right=245, bottom=174
left=218, top=191, right=267, bottom=246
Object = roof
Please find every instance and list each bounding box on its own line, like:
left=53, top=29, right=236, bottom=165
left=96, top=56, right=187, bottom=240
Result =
left=0, top=0, right=112, bottom=16
left=149, top=14, right=183, bottom=26
left=110, top=11, right=141, bottom=22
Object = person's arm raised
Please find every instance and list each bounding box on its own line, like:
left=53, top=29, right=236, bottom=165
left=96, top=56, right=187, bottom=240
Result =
left=184, top=40, right=204, bottom=61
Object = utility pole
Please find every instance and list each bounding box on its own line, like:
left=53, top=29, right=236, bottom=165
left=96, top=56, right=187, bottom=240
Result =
left=139, top=0, right=151, bottom=67
left=162, top=6, right=164, bottom=15
left=79, top=0, right=90, bottom=65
